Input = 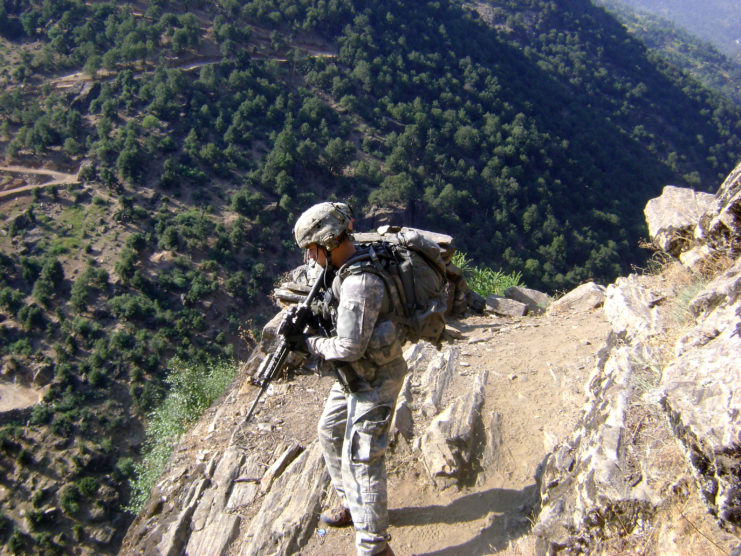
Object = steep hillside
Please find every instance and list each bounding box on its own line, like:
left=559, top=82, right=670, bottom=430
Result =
left=1, top=0, right=740, bottom=553
left=604, top=0, right=741, bottom=60
left=119, top=163, right=741, bottom=555
left=597, top=0, right=741, bottom=106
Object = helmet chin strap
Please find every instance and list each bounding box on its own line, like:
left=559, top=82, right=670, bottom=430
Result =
left=321, top=245, right=334, bottom=271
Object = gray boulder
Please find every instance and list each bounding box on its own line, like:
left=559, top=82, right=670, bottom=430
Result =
left=32, top=361, right=54, bottom=387
left=485, top=294, right=528, bottom=317
left=504, top=286, right=551, bottom=314
left=548, top=282, right=606, bottom=314
left=644, top=185, right=715, bottom=255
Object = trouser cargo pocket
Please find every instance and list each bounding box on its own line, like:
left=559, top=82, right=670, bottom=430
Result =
left=351, top=406, right=391, bottom=464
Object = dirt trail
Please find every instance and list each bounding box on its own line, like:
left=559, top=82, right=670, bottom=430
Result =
left=295, top=308, right=611, bottom=555
left=0, top=165, right=80, bottom=200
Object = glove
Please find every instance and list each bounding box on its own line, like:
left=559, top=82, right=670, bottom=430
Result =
left=286, top=333, right=310, bottom=353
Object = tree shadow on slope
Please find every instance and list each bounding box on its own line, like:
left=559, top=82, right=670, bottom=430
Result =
left=390, top=484, right=537, bottom=555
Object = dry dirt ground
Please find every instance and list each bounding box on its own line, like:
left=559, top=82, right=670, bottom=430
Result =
left=0, top=381, right=42, bottom=412
left=0, top=165, right=80, bottom=200
left=230, top=307, right=612, bottom=556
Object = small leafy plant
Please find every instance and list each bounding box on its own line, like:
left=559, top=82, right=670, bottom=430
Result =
left=452, top=252, right=523, bottom=298
left=126, top=357, right=237, bottom=514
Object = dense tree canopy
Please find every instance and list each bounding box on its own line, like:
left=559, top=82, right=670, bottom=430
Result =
left=2, top=0, right=738, bottom=289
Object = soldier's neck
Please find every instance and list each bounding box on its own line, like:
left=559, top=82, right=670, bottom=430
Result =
left=330, top=240, right=356, bottom=268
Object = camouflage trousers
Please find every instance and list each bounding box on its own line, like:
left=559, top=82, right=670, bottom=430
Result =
left=317, top=358, right=407, bottom=556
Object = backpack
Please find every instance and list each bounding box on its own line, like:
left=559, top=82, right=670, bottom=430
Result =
left=341, top=226, right=449, bottom=343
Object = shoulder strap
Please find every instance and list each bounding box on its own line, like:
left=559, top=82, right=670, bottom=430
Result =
left=338, top=244, right=409, bottom=320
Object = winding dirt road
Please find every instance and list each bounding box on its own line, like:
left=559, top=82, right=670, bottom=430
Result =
left=0, top=165, right=80, bottom=201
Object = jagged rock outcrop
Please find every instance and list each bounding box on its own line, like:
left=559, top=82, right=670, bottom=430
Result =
left=644, top=185, right=715, bottom=255
left=121, top=164, right=741, bottom=555
left=603, top=275, right=665, bottom=341
left=419, top=346, right=459, bottom=416
left=698, top=162, right=741, bottom=257
left=238, top=442, right=328, bottom=556
left=662, top=256, right=741, bottom=524
left=533, top=163, right=741, bottom=553
left=653, top=161, right=741, bottom=273
left=121, top=336, right=494, bottom=555
left=418, top=369, right=487, bottom=488
left=533, top=282, right=669, bottom=552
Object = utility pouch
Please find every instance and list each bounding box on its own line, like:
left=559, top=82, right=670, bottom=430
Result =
left=334, top=363, right=363, bottom=393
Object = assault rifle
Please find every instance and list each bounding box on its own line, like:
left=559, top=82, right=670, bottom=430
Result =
left=243, top=266, right=328, bottom=424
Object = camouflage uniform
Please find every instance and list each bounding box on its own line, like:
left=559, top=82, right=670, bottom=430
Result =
left=306, top=268, right=407, bottom=556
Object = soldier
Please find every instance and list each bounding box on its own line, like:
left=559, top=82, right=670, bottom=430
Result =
left=288, top=202, right=406, bottom=556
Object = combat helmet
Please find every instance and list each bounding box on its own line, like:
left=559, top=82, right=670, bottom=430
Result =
left=294, top=202, right=353, bottom=250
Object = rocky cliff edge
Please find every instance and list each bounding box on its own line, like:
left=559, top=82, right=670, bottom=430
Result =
left=120, top=163, right=741, bottom=555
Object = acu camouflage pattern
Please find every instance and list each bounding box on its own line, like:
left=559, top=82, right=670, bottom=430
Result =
left=306, top=266, right=407, bottom=555
left=293, top=201, right=353, bottom=250
left=306, top=271, right=404, bottom=382
left=318, top=366, right=406, bottom=556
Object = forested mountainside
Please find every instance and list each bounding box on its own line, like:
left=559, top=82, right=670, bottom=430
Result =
left=0, top=0, right=740, bottom=553
left=597, top=0, right=741, bottom=107
left=604, top=0, right=741, bottom=60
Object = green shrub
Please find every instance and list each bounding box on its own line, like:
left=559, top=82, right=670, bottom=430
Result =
left=452, top=252, right=523, bottom=297
left=36, top=530, right=63, bottom=553
left=20, top=257, right=41, bottom=283
left=126, top=357, right=237, bottom=514
left=142, top=114, right=160, bottom=129
left=92, top=268, right=109, bottom=288
left=9, top=337, right=33, bottom=356
left=126, top=232, right=148, bottom=252
left=50, top=414, right=75, bottom=437
left=32, top=490, right=46, bottom=508
left=30, top=404, right=53, bottom=426
left=0, top=287, right=24, bottom=313
left=0, top=428, right=19, bottom=454
left=70, top=276, right=91, bottom=313
left=72, top=316, right=100, bottom=346
left=18, top=304, right=45, bottom=330
left=16, top=448, right=32, bottom=466
left=26, top=509, right=46, bottom=530
left=60, top=484, right=81, bottom=514
left=8, top=528, right=24, bottom=554
left=31, top=277, right=54, bottom=307
left=115, top=457, right=136, bottom=481
left=88, top=367, right=106, bottom=387
left=77, top=477, right=98, bottom=498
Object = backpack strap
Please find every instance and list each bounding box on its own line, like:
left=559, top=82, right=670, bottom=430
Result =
left=339, top=243, right=409, bottom=324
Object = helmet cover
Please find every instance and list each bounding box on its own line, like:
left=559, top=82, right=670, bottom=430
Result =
left=293, top=202, right=353, bottom=250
